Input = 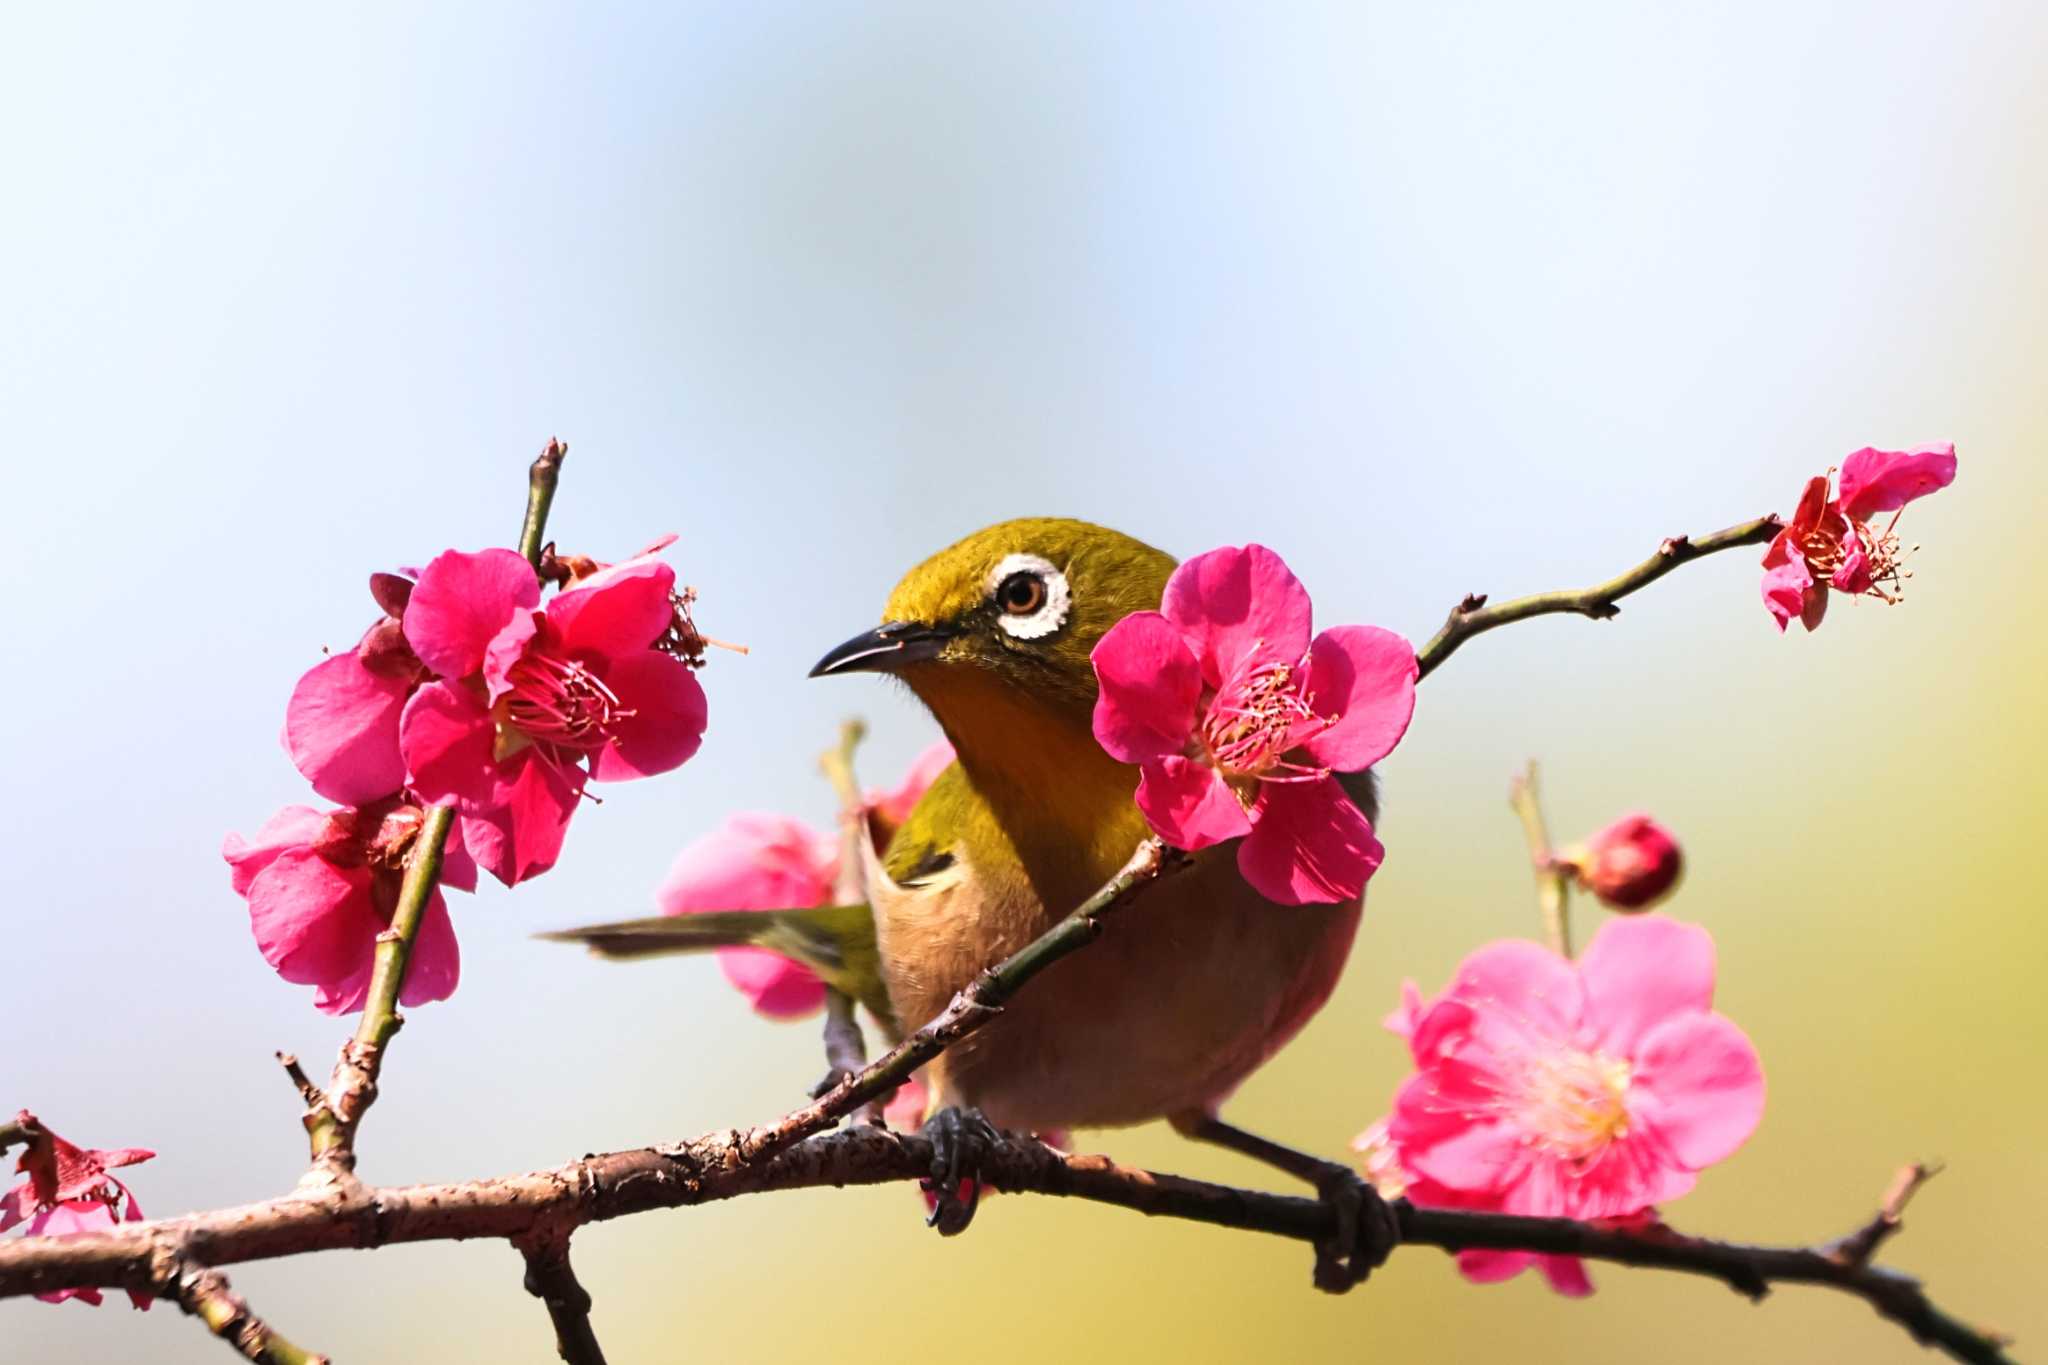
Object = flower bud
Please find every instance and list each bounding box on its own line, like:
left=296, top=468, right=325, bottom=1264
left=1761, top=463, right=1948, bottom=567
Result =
left=1563, top=813, right=1682, bottom=910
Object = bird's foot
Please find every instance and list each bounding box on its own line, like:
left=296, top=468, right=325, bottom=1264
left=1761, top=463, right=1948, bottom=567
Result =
left=920, top=1106, right=1001, bottom=1237
left=1309, top=1166, right=1399, bottom=1294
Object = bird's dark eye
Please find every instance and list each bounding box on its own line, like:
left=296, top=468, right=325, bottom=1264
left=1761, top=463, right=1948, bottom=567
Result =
left=996, top=571, right=1047, bottom=616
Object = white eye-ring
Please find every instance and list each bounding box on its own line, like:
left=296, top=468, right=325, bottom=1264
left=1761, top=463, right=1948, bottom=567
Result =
left=987, top=552, right=1071, bottom=640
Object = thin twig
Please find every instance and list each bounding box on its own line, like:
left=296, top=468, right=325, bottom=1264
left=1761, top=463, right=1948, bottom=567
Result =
left=519, top=438, right=568, bottom=566
left=0, top=1130, right=2009, bottom=1365
left=517, top=1227, right=608, bottom=1365
left=1414, top=516, right=1783, bottom=681
left=812, top=719, right=879, bottom=1112
left=1823, top=1161, right=1946, bottom=1269
left=735, top=836, right=1186, bottom=1163
left=1507, top=761, right=1573, bottom=956
left=173, top=1266, right=329, bottom=1365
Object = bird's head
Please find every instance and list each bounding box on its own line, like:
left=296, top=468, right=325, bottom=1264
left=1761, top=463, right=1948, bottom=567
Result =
left=811, top=518, right=1175, bottom=785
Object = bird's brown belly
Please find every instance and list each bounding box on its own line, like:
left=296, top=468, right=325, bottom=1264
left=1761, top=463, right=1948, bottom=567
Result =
left=882, top=848, right=1363, bottom=1132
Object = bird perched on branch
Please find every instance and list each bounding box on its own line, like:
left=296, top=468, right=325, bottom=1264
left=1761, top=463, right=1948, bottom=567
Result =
left=545, top=518, right=1392, bottom=1283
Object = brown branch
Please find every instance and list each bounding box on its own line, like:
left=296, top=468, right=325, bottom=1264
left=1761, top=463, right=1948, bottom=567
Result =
left=0, top=1130, right=2009, bottom=1364
left=733, top=836, right=1186, bottom=1163
left=517, top=1225, right=608, bottom=1365
left=1822, top=1161, right=1945, bottom=1269
left=173, top=1266, right=329, bottom=1365
left=1414, top=515, right=1783, bottom=681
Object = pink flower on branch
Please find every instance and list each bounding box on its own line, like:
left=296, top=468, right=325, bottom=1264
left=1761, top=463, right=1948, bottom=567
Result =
left=222, top=797, right=473, bottom=1014
left=656, top=741, right=954, bottom=1018
left=1090, top=545, right=1417, bottom=905
left=1366, top=915, right=1765, bottom=1295
left=1, top=1114, right=154, bottom=1308
left=1563, top=812, right=1683, bottom=911
left=1761, top=444, right=1956, bottom=632
left=399, top=546, right=709, bottom=886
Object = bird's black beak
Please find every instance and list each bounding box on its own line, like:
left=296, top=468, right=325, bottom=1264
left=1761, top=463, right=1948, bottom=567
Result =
left=809, top=621, right=955, bottom=677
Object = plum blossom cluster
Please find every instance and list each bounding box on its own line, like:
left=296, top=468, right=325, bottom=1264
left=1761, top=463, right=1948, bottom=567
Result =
left=1356, top=912, right=1765, bottom=1297
left=2, top=1116, right=153, bottom=1309
left=1090, top=544, right=1418, bottom=905
left=225, top=540, right=708, bottom=1014
left=1761, top=444, right=1956, bottom=632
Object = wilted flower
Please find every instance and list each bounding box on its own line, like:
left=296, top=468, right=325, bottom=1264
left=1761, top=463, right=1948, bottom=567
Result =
left=1365, top=915, right=1765, bottom=1295
left=222, top=797, right=471, bottom=1014
left=1, top=1114, right=154, bottom=1308
left=1090, top=544, right=1416, bottom=905
left=1761, top=444, right=1956, bottom=632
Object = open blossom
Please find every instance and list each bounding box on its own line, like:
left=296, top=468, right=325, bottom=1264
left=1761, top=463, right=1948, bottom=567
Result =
left=399, top=546, right=709, bottom=886
left=222, top=797, right=472, bottom=1014
left=1364, top=915, right=1765, bottom=1295
left=656, top=741, right=954, bottom=1018
left=1, top=1114, right=153, bottom=1308
left=1761, top=444, right=1956, bottom=632
left=1562, top=812, right=1682, bottom=911
left=1090, top=544, right=1417, bottom=905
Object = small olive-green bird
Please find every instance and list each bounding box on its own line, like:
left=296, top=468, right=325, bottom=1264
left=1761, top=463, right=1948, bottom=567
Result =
left=547, top=518, right=1379, bottom=1243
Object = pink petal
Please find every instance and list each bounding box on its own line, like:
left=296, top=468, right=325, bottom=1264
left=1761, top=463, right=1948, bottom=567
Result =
left=0, top=1182, right=32, bottom=1233
left=1381, top=979, right=1425, bottom=1040
left=438, top=819, right=479, bottom=894
left=313, top=959, right=377, bottom=1015
left=400, top=682, right=512, bottom=811
left=1759, top=556, right=1815, bottom=634
left=1236, top=775, right=1383, bottom=905
left=458, top=756, right=583, bottom=887
left=716, top=947, right=829, bottom=1019
left=657, top=814, right=838, bottom=914
left=1538, top=1255, right=1595, bottom=1298
left=91, top=1149, right=155, bottom=1173
left=480, top=610, right=540, bottom=702
left=1838, top=443, right=1957, bottom=521
left=403, top=548, right=539, bottom=679
left=1631, top=1011, right=1766, bottom=1170
left=1159, top=545, right=1313, bottom=687
left=587, top=651, right=707, bottom=782
left=222, top=806, right=327, bottom=897
left=284, top=652, right=410, bottom=804
left=1578, top=914, right=1716, bottom=1055
left=1404, top=1116, right=1526, bottom=1194
left=866, top=740, right=956, bottom=829
left=1089, top=611, right=1201, bottom=764
left=245, top=850, right=380, bottom=1009
left=397, top=890, right=461, bottom=1007
left=547, top=556, right=678, bottom=659
left=1441, top=939, right=1583, bottom=1047
left=1831, top=528, right=1874, bottom=593
left=1299, top=625, right=1418, bottom=772
left=1456, top=1249, right=1537, bottom=1285
left=1133, top=756, right=1250, bottom=851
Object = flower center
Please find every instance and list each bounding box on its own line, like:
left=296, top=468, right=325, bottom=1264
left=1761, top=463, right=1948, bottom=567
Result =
left=1509, top=1048, right=1633, bottom=1164
left=1198, top=645, right=1331, bottom=784
left=497, top=651, right=633, bottom=754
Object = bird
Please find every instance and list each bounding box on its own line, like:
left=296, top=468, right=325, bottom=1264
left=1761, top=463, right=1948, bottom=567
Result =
left=544, top=517, right=1391, bottom=1282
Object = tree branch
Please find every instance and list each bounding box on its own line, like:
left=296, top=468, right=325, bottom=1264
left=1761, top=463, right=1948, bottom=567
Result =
left=1414, top=516, right=1783, bottom=681
left=518, top=437, right=568, bottom=566
left=0, top=1129, right=2008, bottom=1364
left=1507, top=761, right=1573, bottom=956
left=516, top=1226, right=608, bottom=1365
left=173, top=1267, right=329, bottom=1365
left=733, top=836, right=1186, bottom=1163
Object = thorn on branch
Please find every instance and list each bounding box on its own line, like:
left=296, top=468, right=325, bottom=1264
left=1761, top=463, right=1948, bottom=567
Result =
left=1456, top=592, right=1488, bottom=614
left=274, top=1054, right=325, bottom=1112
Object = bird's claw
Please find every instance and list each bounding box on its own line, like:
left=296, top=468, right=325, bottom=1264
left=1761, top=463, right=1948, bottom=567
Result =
left=1310, top=1168, right=1399, bottom=1293
left=807, top=1066, right=851, bottom=1099
left=920, top=1106, right=1001, bottom=1237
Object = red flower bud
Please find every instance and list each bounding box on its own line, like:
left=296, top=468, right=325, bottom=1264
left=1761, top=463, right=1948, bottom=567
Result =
left=1564, top=813, right=1682, bottom=910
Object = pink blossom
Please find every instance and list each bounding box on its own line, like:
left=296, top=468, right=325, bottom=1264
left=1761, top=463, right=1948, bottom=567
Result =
left=656, top=813, right=839, bottom=1018
left=399, top=546, right=708, bottom=886
left=657, top=742, right=954, bottom=1018
left=284, top=577, right=431, bottom=805
left=1090, top=544, right=1417, bottom=905
left=1564, top=812, right=1683, bottom=910
left=222, top=797, right=472, bottom=1014
left=1369, top=915, right=1765, bottom=1295
left=1761, top=444, right=1956, bottom=632
left=1, top=1114, right=153, bottom=1309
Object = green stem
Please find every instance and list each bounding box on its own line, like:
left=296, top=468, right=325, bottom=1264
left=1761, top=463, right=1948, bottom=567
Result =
left=1415, top=515, right=1782, bottom=682
left=1508, top=762, right=1572, bottom=956
left=740, top=837, right=1184, bottom=1161
left=353, top=805, right=454, bottom=1054
left=519, top=438, right=568, bottom=567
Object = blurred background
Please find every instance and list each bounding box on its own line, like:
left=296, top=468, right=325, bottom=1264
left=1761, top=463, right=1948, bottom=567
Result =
left=4, top=2, right=2042, bottom=1361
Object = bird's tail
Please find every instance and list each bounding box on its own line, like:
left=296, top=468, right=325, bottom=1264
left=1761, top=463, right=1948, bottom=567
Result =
left=535, top=903, right=893, bottom=1024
